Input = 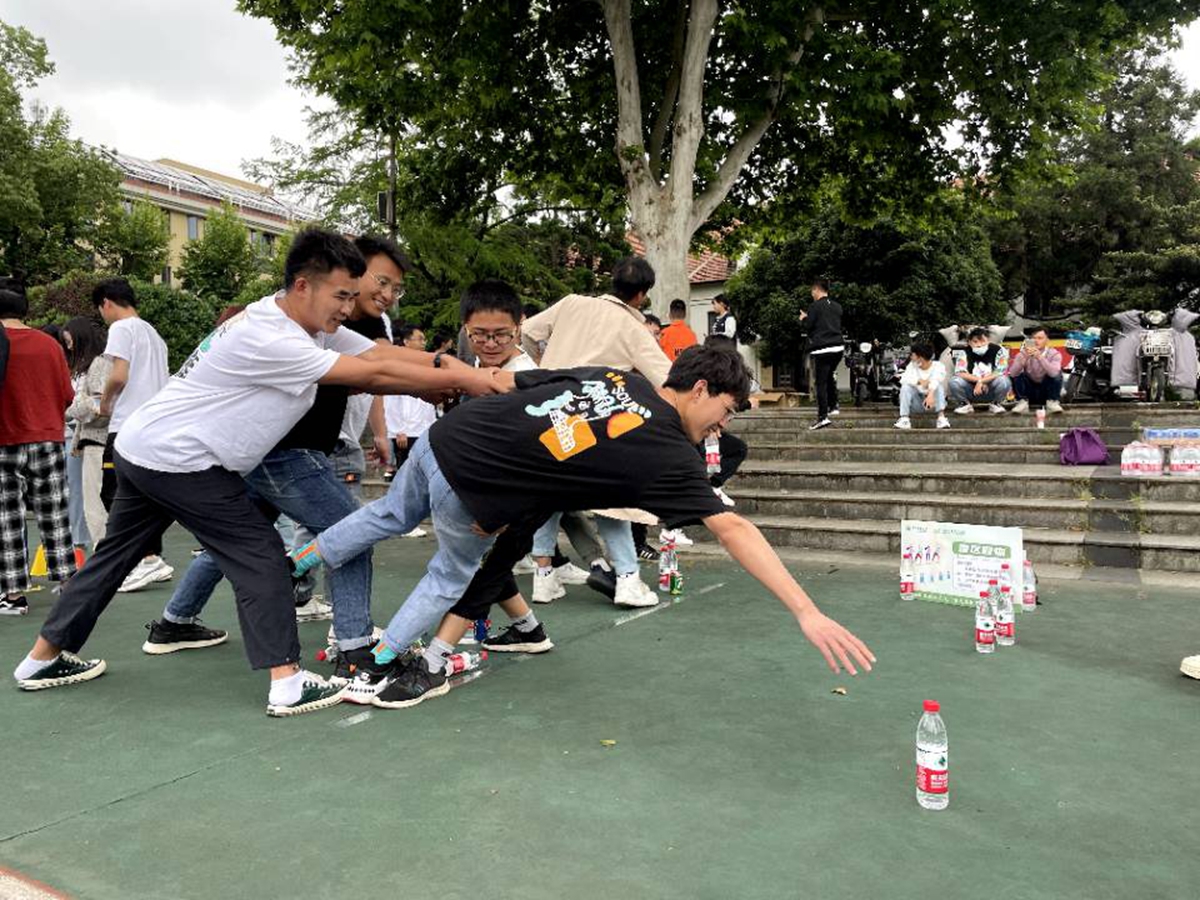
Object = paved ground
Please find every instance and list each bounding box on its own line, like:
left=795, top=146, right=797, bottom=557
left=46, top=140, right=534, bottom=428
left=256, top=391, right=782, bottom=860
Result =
left=1, top=527, right=1197, bottom=899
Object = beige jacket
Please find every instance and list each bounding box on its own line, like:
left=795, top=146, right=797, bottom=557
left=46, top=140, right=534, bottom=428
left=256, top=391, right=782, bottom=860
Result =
left=522, top=293, right=672, bottom=387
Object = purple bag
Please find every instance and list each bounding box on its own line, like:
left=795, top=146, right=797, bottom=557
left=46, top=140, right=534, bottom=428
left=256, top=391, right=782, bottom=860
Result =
left=1059, top=427, right=1110, bottom=466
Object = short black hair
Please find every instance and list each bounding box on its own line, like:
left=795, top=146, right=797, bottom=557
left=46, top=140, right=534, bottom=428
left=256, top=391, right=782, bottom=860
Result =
left=644, top=313, right=663, bottom=329
left=910, top=341, right=934, bottom=361
left=664, top=343, right=752, bottom=406
left=669, top=298, right=687, bottom=318
left=711, top=294, right=729, bottom=310
left=0, top=276, right=28, bottom=318
left=92, top=277, right=137, bottom=309
left=611, top=256, right=655, bottom=302
left=1028, top=325, right=1048, bottom=337
left=354, top=234, right=410, bottom=275
left=968, top=326, right=990, bottom=342
left=812, top=277, right=830, bottom=292
left=460, top=279, right=522, bottom=326
left=704, top=334, right=736, bottom=351
left=284, top=228, right=367, bottom=290
left=522, top=302, right=541, bottom=320
left=395, top=323, right=424, bottom=344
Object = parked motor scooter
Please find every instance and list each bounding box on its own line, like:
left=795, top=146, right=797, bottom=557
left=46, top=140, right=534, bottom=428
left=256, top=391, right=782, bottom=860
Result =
left=1137, top=309, right=1173, bottom=402
left=1063, top=327, right=1117, bottom=402
left=846, top=339, right=902, bottom=406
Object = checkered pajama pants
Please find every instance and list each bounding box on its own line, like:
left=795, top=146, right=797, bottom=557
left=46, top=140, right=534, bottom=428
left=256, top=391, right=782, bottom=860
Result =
left=0, top=441, right=77, bottom=595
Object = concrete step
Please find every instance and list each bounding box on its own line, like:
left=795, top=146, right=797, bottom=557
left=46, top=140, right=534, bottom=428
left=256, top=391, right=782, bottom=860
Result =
left=745, top=442, right=1072, bottom=464
left=732, top=426, right=1131, bottom=446
left=725, top=487, right=1200, bottom=536
left=699, top=514, right=1200, bottom=572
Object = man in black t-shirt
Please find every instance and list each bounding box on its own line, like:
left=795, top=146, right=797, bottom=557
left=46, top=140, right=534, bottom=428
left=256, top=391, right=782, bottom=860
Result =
left=294, top=345, right=876, bottom=710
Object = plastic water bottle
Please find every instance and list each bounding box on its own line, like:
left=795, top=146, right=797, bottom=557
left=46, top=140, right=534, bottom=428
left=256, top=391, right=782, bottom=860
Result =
left=986, top=578, right=1001, bottom=614
left=441, top=650, right=487, bottom=676
left=998, top=562, right=1013, bottom=593
left=916, top=699, right=949, bottom=810
left=975, top=590, right=996, bottom=653
left=900, top=552, right=915, bottom=600
left=704, top=434, right=722, bottom=475
left=1147, top=444, right=1164, bottom=477
left=658, top=540, right=677, bottom=592
left=1022, top=559, right=1038, bottom=612
left=995, top=587, right=1015, bottom=646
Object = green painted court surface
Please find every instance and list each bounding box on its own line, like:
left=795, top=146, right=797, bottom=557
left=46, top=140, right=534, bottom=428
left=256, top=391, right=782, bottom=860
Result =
left=1, top=527, right=1197, bottom=899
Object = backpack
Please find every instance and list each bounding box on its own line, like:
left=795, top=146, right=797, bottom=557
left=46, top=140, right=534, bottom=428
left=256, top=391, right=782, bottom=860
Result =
left=1059, top=427, right=1110, bottom=466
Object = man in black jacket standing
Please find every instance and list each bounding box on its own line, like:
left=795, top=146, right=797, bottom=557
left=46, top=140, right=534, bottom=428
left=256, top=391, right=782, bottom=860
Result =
left=800, top=279, right=843, bottom=430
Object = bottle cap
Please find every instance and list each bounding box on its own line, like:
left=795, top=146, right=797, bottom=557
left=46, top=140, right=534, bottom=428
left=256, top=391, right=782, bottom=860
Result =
left=923, top=699, right=940, bottom=713
left=979, top=590, right=989, bottom=598
left=1000, top=563, right=1010, bottom=570
left=988, top=578, right=998, bottom=585
left=1001, top=586, right=1011, bottom=593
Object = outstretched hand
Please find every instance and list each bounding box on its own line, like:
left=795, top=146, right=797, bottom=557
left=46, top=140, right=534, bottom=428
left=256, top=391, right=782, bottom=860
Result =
left=796, top=609, right=876, bottom=675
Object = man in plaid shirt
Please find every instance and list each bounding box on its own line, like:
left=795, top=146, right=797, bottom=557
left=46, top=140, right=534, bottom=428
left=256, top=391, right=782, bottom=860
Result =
left=0, top=278, right=76, bottom=615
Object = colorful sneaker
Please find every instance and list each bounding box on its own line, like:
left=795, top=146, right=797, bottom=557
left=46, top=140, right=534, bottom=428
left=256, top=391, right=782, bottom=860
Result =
left=0, top=594, right=29, bottom=616
left=265, top=671, right=344, bottom=717
left=554, top=561, right=590, bottom=585
left=142, top=619, right=228, bottom=654
left=371, top=660, right=450, bottom=709
left=16, top=652, right=107, bottom=690
left=483, top=623, right=554, bottom=654
left=295, top=596, right=334, bottom=623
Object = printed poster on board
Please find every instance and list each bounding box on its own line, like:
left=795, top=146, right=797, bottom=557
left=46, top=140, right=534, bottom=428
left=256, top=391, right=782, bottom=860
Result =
left=900, top=520, right=1024, bottom=607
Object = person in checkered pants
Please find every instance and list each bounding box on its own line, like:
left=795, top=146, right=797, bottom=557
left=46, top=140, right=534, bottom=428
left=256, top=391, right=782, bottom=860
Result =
left=0, top=277, right=77, bottom=615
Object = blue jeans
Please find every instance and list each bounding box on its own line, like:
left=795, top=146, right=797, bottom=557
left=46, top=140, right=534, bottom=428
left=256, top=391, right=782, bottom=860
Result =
left=315, top=438, right=496, bottom=655
left=65, top=445, right=90, bottom=547
left=532, top=513, right=636, bottom=575
left=330, top=439, right=365, bottom=502
left=164, top=449, right=375, bottom=650
left=949, top=374, right=1012, bottom=407
left=899, top=384, right=946, bottom=417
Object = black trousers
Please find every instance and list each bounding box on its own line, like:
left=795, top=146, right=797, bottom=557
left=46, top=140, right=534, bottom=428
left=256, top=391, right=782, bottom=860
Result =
left=813, top=351, right=843, bottom=419
left=40, top=453, right=299, bottom=670
left=447, top=519, right=538, bottom=621
left=101, top=433, right=161, bottom=557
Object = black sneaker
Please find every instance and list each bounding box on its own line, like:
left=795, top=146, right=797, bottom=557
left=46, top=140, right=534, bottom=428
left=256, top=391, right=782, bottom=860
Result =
left=0, top=595, right=29, bottom=616
left=266, top=670, right=345, bottom=717
left=371, top=659, right=450, bottom=709
left=330, top=645, right=379, bottom=686
left=482, top=623, right=554, bottom=654
left=341, top=652, right=407, bottom=705
left=16, top=652, right=107, bottom=690
left=637, top=546, right=659, bottom=562
left=142, top=619, right=228, bottom=655
left=586, top=563, right=617, bottom=599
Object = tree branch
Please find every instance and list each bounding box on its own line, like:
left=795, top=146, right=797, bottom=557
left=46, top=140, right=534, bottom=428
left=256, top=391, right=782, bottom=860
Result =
left=647, top=0, right=689, bottom=178
left=666, top=0, right=719, bottom=205
left=690, top=6, right=825, bottom=232
left=601, top=0, right=655, bottom=208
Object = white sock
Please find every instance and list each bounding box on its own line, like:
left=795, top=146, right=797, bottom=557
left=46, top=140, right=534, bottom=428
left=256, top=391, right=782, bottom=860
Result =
left=268, top=670, right=306, bottom=706
left=536, top=565, right=553, bottom=577
left=14, top=654, right=55, bottom=681
left=617, top=572, right=639, bottom=582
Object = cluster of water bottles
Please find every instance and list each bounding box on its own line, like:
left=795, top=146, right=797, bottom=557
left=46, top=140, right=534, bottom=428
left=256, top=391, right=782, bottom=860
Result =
left=1121, top=441, right=1200, bottom=477
left=973, top=561, right=1038, bottom=653
left=658, top=539, right=683, bottom=594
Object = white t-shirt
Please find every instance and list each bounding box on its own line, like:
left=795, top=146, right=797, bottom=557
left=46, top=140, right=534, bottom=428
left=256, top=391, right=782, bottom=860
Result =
left=338, top=316, right=395, bottom=446
left=900, top=360, right=947, bottom=392
left=104, top=317, right=169, bottom=433
left=116, top=296, right=373, bottom=474
left=384, top=395, right=437, bottom=439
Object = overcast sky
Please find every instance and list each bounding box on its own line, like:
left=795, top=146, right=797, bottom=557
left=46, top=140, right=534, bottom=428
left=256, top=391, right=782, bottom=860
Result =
left=2, top=1, right=1199, bottom=181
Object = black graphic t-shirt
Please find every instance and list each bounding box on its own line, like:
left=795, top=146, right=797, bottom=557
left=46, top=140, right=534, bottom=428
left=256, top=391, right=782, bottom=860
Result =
left=428, top=367, right=729, bottom=533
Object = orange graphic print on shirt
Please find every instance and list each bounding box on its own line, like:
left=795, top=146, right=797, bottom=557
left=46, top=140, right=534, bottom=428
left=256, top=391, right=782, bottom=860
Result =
left=527, top=371, right=651, bottom=462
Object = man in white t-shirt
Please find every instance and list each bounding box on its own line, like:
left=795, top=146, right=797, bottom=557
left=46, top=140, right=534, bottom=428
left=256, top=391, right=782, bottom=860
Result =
left=90, top=278, right=173, bottom=590
left=14, top=228, right=512, bottom=716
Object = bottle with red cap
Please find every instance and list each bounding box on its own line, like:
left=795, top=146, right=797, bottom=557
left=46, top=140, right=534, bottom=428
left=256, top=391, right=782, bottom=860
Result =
left=995, top=587, right=1015, bottom=646
left=916, top=699, right=948, bottom=810
left=899, top=552, right=915, bottom=600
left=975, top=590, right=996, bottom=654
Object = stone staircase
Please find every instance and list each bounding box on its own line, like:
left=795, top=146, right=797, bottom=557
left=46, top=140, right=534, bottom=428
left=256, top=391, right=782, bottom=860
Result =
left=722, top=403, right=1200, bottom=574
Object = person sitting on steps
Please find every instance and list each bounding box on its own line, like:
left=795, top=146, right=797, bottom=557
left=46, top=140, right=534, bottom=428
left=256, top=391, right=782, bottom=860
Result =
left=894, top=341, right=950, bottom=430
left=1008, top=326, right=1064, bottom=415
left=949, top=327, right=1011, bottom=415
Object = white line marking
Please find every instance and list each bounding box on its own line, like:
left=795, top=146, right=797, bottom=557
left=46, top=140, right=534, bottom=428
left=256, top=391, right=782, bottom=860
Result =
left=333, top=711, right=373, bottom=728
left=611, top=582, right=726, bottom=626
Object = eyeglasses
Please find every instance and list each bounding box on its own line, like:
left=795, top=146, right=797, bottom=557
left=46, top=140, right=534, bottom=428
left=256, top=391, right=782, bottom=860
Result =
left=370, top=271, right=405, bottom=301
left=467, top=328, right=517, bottom=346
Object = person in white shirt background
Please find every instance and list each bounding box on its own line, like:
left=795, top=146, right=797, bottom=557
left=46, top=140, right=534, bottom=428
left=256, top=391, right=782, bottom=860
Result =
left=894, top=341, right=951, bottom=430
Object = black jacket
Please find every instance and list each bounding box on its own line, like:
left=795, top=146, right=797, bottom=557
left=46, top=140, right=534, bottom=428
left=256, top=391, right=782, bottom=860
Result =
left=805, top=297, right=843, bottom=352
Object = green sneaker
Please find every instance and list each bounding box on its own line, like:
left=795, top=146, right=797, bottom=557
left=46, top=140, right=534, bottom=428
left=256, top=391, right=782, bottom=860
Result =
left=16, top=652, right=107, bottom=690
left=266, top=671, right=345, bottom=717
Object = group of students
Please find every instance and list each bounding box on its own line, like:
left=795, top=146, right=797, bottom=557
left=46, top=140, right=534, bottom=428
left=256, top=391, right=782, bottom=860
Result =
left=2, top=229, right=874, bottom=716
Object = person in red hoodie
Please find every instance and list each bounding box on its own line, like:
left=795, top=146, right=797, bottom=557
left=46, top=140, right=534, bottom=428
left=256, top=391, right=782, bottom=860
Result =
left=0, top=278, right=76, bottom=615
left=658, top=298, right=699, bottom=362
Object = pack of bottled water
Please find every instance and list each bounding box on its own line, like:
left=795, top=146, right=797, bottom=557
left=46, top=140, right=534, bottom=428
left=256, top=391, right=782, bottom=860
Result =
left=1121, top=442, right=1164, bottom=477
left=1168, top=443, right=1200, bottom=477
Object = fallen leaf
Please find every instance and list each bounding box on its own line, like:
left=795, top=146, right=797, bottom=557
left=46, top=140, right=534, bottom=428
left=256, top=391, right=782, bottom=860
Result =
left=831, top=686, right=848, bottom=696
left=600, top=739, right=618, bottom=747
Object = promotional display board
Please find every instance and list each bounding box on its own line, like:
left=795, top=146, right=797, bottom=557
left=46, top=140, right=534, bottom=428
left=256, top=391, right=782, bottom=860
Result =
left=900, top=520, right=1025, bottom=607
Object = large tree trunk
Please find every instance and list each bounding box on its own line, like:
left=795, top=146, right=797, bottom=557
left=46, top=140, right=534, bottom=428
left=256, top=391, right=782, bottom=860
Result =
left=636, top=213, right=692, bottom=317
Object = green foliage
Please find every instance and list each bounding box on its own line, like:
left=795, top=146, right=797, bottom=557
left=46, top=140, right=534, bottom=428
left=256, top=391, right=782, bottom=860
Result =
left=132, top=281, right=221, bottom=372
left=96, top=200, right=170, bottom=281
left=726, top=196, right=1005, bottom=361
left=177, top=201, right=265, bottom=304
left=25, top=270, right=102, bottom=326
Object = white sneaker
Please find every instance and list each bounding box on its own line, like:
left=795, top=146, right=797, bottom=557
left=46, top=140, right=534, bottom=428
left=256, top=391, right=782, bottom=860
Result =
left=953, top=403, right=974, bottom=415
left=401, top=527, right=427, bottom=538
left=614, top=573, right=658, bottom=608
left=148, top=557, right=174, bottom=583
left=295, top=596, right=334, bottom=622
left=1011, top=399, right=1030, bottom=414
left=117, top=557, right=172, bottom=593
left=659, top=528, right=694, bottom=547
left=1181, top=654, right=1200, bottom=680
left=936, top=415, right=951, bottom=429
left=713, top=486, right=735, bottom=507
left=893, top=417, right=912, bottom=430
left=988, top=403, right=1007, bottom=414
left=829, top=408, right=841, bottom=417
left=1046, top=399, right=1065, bottom=414
left=554, top=562, right=590, bottom=585
left=512, top=555, right=536, bottom=575
left=532, top=568, right=565, bottom=604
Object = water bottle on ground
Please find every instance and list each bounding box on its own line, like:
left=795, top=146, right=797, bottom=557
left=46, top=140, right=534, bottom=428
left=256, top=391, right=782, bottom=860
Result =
left=998, top=562, right=1013, bottom=593
left=916, top=699, right=949, bottom=810
left=1022, top=559, right=1038, bottom=612
left=900, top=552, right=915, bottom=600
left=658, top=540, right=677, bottom=592
left=704, top=434, right=722, bottom=475
left=995, top=587, right=1015, bottom=646
left=975, top=590, right=996, bottom=654
left=442, top=650, right=487, bottom=676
